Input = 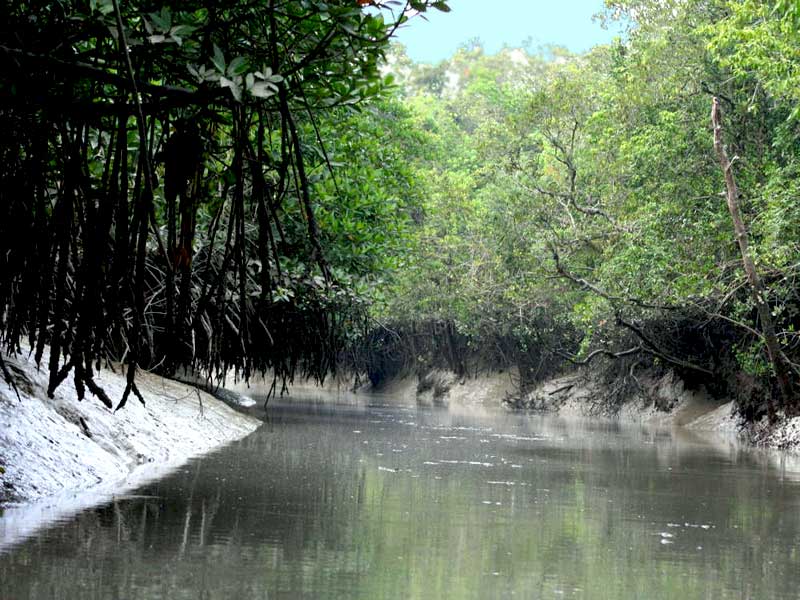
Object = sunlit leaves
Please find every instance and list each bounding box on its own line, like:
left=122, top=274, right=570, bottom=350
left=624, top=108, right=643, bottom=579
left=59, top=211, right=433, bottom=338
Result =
left=381, top=0, right=800, bottom=387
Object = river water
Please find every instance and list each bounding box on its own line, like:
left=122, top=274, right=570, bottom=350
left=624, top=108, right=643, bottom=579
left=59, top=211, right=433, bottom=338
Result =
left=2, top=397, right=800, bottom=599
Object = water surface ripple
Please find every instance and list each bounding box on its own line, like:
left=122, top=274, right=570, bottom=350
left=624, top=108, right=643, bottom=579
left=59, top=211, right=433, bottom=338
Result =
left=2, top=398, right=800, bottom=599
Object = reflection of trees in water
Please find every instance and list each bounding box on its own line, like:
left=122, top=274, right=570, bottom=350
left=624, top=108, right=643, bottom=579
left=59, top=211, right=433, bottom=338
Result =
left=2, top=411, right=800, bottom=599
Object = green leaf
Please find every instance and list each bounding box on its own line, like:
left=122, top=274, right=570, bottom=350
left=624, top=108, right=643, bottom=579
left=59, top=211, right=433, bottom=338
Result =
left=227, top=56, right=248, bottom=76
left=149, top=7, right=172, bottom=30
left=212, top=45, right=225, bottom=73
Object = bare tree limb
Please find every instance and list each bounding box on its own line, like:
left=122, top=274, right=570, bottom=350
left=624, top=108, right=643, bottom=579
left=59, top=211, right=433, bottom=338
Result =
left=615, top=315, right=714, bottom=376
left=551, top=246, right=677, bottom=311
left=557, top=345, right=642, bottom=365
left=712, top=96, right=795, bottom=410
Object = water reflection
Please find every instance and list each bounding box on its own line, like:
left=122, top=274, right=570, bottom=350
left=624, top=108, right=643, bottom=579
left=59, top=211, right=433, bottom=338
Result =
left=2, top=399, right=800, bottom=599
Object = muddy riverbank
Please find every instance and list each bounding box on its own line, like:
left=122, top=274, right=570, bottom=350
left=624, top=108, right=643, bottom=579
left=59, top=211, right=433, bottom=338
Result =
left=0, top=349, right=259, bottom=509
left=240, top=365, right=800, bottom=454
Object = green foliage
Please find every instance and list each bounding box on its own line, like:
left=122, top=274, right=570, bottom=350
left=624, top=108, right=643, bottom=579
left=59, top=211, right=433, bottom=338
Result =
left=0, top=0, right=450, bottom=403
left=709, top=0, right=800, bottom=118
left=374, top=0, right=800, bottom=408
left=4, top=0, right=800, bottom=412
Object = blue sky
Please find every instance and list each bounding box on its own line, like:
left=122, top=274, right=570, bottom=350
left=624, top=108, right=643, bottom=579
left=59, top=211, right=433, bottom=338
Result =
left=393, top=0, right=623, bottom=63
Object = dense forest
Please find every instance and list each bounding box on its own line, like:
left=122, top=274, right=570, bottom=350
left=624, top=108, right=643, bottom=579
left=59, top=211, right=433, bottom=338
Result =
left=0, top=0, right=450, bottom=405
left=2, top=0, right=800, bottom=421
left=356, top=0, right=800, bottom=421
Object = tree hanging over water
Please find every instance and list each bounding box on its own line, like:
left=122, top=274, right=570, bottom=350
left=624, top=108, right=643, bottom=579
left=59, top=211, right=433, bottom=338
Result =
left=0, top=0, right=449, bottom=407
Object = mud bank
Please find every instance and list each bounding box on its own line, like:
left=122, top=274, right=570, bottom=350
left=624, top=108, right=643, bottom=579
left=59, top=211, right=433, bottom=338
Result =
left=0, top=349, right=260, bottom=511
left=260, top=365, right=800, bottom=453
left=515, top=369, right=800, bottom=453
left=233, top=367, right=521, bottom=408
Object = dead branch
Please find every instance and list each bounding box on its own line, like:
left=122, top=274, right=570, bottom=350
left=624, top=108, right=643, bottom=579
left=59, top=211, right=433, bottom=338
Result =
left=712, top=96, right=795, bottom=410
left=557, top=345, right=642, bottom=365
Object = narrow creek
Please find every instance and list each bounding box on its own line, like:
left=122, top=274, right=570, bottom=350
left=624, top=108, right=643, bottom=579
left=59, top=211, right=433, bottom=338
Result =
left=2, top=396, right=800, bottom=599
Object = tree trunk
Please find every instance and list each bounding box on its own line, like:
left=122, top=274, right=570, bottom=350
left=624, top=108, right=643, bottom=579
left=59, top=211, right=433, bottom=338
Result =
left=711, top=97, right=795, bottom=413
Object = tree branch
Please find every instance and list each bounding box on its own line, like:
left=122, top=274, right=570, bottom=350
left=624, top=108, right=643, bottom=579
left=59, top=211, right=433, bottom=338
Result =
left=615, top=315, right=714, bottom=376
left=557, top=345, right=642, bottom=365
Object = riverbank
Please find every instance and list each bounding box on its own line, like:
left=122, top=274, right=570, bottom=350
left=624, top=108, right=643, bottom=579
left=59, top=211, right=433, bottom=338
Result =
left=0, top=349, right=260, bottom=508
left=233, top=367, right=522, bottom=412
left=515, top=369, right=800, bottom=452
left=267, top=365, right=800, bottom=453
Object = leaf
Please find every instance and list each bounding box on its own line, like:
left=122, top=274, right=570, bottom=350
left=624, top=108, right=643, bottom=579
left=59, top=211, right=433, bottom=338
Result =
left=220, top=76, right=242, bottom=101
left=149, top=7, right=172, bottom=30
left=97, top=0, right=114, bottom=15
left=227, top=56, right=248, bottom=76
left=254, top=66, right=273, bottom=80
left=170, top=24, right=196, bottom=45
left=171, top=25, right=196, bottom=37
left=212, top=45, right=226, bottom=73
left=251, top=81, right=278, bottom=98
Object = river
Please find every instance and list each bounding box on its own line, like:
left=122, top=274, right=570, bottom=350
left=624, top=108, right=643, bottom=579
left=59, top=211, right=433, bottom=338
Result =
left=2, top=396, right=800, bottom=599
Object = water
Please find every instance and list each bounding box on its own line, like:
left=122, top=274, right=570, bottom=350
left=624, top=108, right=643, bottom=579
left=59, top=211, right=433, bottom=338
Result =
left=2, top=398, right=800, bottom=599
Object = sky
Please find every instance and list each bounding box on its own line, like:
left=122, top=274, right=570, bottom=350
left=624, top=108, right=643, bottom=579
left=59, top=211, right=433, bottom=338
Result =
left=393, top=0, right=624, bottom=63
